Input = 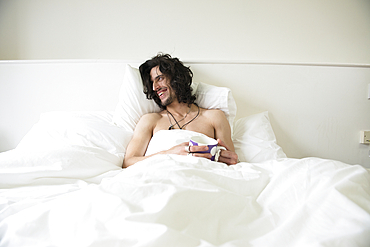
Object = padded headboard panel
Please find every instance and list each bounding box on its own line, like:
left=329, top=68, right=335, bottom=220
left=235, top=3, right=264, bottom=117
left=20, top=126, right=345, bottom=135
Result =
left=1, top=60, right=369, bottom=167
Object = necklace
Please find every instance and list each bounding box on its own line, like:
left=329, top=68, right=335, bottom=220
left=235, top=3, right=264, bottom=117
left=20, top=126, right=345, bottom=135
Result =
left=167, top=105, right=191, bottom=129
left=167, top=103, right=200, bottom=130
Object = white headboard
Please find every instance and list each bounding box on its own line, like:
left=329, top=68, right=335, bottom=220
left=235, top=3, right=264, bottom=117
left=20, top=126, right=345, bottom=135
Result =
left=1, top=60, right=369, bottom=167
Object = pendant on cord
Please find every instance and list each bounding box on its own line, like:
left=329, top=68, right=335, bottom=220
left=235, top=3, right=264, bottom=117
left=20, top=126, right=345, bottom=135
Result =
left=167, top=103, right=200, bottom=130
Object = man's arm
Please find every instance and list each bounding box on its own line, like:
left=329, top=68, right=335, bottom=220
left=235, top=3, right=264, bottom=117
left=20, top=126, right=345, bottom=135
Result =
left=122, top=114, right=157, bottom=168
left=210, top=110, right=239, bottom=165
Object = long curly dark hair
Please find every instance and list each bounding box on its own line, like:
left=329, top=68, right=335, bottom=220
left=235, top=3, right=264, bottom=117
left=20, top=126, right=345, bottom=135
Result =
left=139, top=53, right=196, bottom=109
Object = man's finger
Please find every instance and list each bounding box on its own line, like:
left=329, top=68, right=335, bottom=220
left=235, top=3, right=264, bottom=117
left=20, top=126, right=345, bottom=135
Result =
left=189, top=145, right=209, bottom=152
left=192, top=152, right=212, bottom=159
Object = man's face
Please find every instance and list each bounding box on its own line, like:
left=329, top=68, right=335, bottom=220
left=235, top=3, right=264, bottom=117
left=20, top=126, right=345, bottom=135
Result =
left=150, top=66, right=176, bottom=107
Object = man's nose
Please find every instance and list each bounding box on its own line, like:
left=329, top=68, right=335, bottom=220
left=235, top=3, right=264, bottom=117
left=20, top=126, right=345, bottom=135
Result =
left=153, top=81, right=159, bottom=91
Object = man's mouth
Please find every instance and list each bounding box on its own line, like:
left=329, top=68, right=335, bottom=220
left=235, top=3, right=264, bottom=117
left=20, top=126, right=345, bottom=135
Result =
left=157, top=88, right=167, bottom=98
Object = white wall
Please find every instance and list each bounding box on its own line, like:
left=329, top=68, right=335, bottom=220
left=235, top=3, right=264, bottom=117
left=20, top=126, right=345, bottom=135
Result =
left=0, top=0, right=370, bottom=65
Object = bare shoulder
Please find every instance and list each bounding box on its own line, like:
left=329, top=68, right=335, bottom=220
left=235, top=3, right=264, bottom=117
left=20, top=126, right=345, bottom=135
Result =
left=140, top=112, right=162, bottom=121
left=201, top=108, right=230, bottom=129
left=201, top=108, right=227, bottom=119
left=135, top=112, right=162, bottom=130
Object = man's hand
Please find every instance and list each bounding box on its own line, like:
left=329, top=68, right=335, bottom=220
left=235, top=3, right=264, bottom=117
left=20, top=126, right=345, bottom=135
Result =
left=172, top=140, right=238, bottom=165
left=216, top=139, right=239, bottom=165
left=166, top=142, right=213, bottom=160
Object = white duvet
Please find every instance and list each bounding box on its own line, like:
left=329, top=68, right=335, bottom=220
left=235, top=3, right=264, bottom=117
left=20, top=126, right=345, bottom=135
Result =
left=0, top=112, right=370, bottom=247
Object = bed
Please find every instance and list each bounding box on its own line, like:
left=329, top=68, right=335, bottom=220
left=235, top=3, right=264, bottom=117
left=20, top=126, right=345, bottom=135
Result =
left=0, top=65, right=369, bottom=247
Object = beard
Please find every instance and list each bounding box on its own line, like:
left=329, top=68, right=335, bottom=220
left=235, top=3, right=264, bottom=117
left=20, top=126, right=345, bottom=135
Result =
left=161, top=94, right=175, bottom=107
left=159, top=88, right=178, bottom=108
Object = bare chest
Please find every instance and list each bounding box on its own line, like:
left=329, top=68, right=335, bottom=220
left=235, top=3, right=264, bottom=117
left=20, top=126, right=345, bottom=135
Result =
left=153, top=114, right=215, bottom=139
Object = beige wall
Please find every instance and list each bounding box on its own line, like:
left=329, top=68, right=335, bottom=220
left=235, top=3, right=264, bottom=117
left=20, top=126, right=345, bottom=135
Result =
left=1, top=0, right=370, bottom=65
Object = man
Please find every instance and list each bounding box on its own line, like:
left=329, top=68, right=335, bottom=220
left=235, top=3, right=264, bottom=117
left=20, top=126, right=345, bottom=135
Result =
left=122, top=54, right=238, bottom=168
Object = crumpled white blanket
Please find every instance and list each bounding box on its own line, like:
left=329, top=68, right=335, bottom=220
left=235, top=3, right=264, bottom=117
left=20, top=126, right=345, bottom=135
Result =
left=0, top=144, right=122, bottom=188
left=1, top=152, right=369, bottom=247
left=1, top=125, right=370, bottom=247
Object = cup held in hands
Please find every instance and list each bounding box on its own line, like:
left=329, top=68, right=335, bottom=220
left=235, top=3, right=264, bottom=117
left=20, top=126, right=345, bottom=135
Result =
left=189, top=135, right=225, bottom=161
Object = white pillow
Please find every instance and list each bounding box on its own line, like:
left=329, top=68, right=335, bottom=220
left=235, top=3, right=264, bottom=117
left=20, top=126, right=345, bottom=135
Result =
left=16, top=111, right=132, bottom=158
left=233, top=111, right=287, bottom=163
left=112, top=65, right=161, bottom=131
left=112, top=65, right=237, bottom=132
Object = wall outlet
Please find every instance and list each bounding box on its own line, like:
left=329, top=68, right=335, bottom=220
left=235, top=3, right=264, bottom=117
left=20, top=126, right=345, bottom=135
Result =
left=360, top=131, right=370, bottom=144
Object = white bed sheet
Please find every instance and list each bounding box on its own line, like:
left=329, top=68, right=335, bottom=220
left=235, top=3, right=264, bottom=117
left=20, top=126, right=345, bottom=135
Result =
left=1, top=155, right=369, bottom=247
left=1, top=117, right=369, bottom=246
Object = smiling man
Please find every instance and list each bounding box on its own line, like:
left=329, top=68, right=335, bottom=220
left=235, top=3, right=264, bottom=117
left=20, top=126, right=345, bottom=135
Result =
left=122, top=53, right=238, bottom=168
